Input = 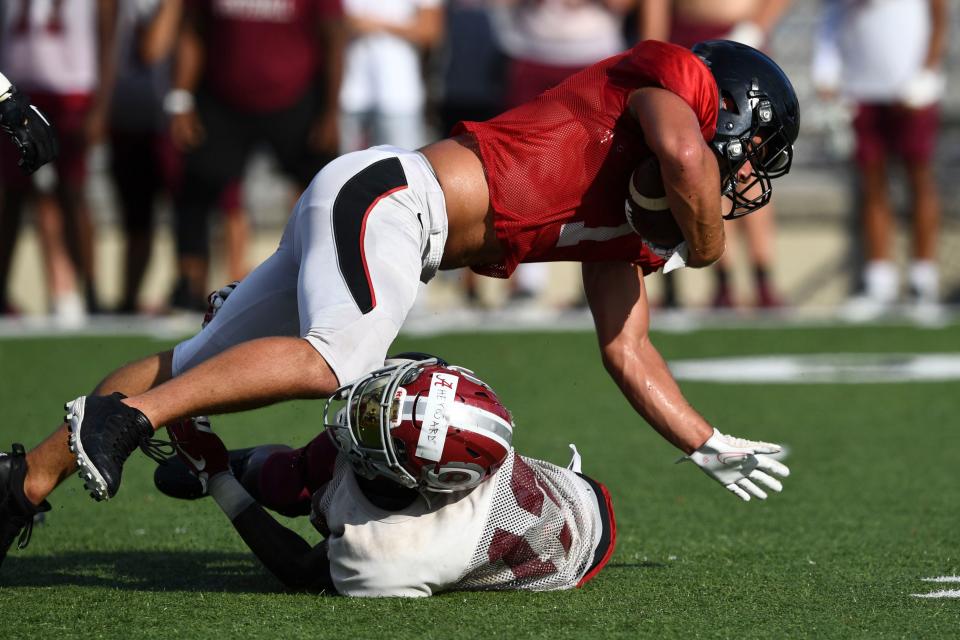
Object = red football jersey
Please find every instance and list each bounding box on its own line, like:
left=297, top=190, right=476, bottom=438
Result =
left=453, top=41, right=718, bottom=278
left=195, top=0, right=342, bottom=113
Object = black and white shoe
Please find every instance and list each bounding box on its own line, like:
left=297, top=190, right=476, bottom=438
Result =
left=66, top=393, right=165, bottom=501
left=0, top=444, right=51, bottom=570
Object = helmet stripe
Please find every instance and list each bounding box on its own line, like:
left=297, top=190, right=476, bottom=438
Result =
left=401, top=400, right=513, bottom=451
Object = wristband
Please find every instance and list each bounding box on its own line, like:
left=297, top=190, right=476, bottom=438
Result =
left=163, top=89, right=195, bottom=115
left=209, top=473, right=255, bottom=520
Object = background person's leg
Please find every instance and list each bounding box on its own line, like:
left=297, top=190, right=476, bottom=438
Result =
left=171, top=94, right=251, bottom=310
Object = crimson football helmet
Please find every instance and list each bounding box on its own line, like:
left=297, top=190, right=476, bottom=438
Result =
left=323, top=356, right=513, bottom=493
left=693, top=40, right=800, bottom=219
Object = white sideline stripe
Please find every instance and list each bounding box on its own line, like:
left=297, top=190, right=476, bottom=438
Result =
left=0, top=306, right=957, bottom=339
left=922, top=576, right=960, bottom=583
left=668, top=353, right=960, bottom=384
left=912, top=590, right=960, bottom=599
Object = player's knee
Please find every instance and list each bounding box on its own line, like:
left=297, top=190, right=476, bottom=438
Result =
left=295, top=344, right=341, bottom=397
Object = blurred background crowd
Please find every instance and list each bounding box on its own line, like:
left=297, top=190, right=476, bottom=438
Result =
left=0, top=0, right=957, bottom=329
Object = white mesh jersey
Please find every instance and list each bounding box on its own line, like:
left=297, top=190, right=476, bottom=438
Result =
left=312, top=451, right=606, bottom=597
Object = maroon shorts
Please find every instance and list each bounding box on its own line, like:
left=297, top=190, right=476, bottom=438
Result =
left=1, top=91, right=92, bottom=188
left=668, top=15, right=731, bottom=49
left=853, top=103, right=940, bottom=166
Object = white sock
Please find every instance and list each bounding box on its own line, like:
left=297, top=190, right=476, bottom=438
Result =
left=908, top=261, right=939, bottom=302
left=863, top=261, right=898, bottom=303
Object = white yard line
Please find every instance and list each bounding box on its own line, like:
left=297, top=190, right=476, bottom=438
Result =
left=922, top=576, right=960, bottom=583
left=912, top=590, right=960, bottom=599
left=912, top=576, right=960, bottom=598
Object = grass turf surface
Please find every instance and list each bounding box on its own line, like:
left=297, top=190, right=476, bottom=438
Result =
left=1, top=324, right=958, bottom=638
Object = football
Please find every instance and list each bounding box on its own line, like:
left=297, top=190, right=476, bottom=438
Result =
left=625, top=157, right=684, bottom=247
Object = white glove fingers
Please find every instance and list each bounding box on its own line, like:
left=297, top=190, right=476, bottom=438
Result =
left=755, top=455, right=790, bottom=478
left=726, top=483, right=751, bottom=501
left=748, top=469, right=783, bottom=493
left=736, top=478, right=767, bottom=500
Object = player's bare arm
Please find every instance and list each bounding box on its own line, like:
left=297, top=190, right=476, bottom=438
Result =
left=637, top=0, right=670, bottom=41
left=628, top=87, right=724, bottom=267
left=167, top=3, right=206, bottom=150
left=87, top=0, right=119, bottom=145
left=309, top=12, right=345, bottom=155
left=139, top=0, right=183, bottom=65
left=583, top=260, right=713, bottom=453
left=584, top=260, right=790, bottom=500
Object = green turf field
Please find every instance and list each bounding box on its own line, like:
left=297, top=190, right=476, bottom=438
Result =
left=1, top=323, right=959, bottom=638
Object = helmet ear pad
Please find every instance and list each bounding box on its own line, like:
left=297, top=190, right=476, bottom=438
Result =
left=422, top=461, right=489, bottom=492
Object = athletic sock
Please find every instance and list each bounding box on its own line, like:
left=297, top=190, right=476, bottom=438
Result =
left=863, top=260, right=898, bottom=303
left=908, top=260, right=939, bottom=302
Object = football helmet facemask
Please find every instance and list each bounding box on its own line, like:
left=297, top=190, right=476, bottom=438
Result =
left=693, top=39, right=800, bottom=219
left=323, top=357, right=513, bottom=494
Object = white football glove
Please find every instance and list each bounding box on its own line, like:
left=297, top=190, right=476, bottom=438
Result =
left=201, top=281, right=240, bottom=328
left=680, top=428, right=790, bottom=501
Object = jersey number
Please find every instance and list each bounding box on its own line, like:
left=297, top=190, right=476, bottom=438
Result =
left=486, top=458, right=573, bottom=580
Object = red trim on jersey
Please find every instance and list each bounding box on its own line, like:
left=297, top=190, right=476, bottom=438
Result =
left=358, top=185, right=408, bottom=311
left=577, top=480, right=617, bottom=588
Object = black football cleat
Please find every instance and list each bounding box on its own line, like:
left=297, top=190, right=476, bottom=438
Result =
left=66, top=393, right=165, bottom=501
left=154, top=447, right=257, bottom=500
left=0, top=444, right=51, bottom=570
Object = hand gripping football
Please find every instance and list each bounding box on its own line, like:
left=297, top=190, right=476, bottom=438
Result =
left=625, top=157, right=685, bottom=248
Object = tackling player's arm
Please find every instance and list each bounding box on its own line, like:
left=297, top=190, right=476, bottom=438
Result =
left=211, top=478, right=335, bottom=593
left=168, top=420, right=335, bottom=592
left=583, top=260, right=713, bottom=453
left=628, top=87, right=724, bottom=267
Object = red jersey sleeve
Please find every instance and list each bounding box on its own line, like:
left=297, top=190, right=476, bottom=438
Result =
left=611, top=40, right=718, bottom=141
